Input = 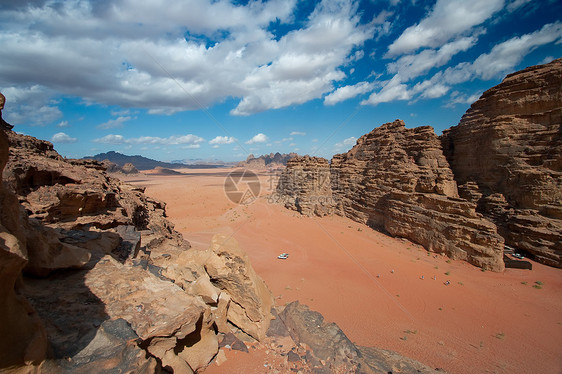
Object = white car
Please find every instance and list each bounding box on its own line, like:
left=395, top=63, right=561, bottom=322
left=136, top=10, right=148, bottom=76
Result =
left=277, top=253, right=289, bottom=259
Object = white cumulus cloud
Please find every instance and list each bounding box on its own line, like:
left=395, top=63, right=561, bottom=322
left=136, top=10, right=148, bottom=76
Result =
left=0, top=0, right=380, bottom=120
left=387, top=36, right=477, bottom=80
left=386, top=0, right=504, bottom=56
left=471, top=21, right=562, bottom=80
left=361, top=75, right=411, bottom=105
left=245, top=133, right=268, bottom=144
left=93, top=134, right=126, bottom=144
left=51, top=132, right=77, bottom=143
left=364, top=21, right=562, bottom=107
left=209, top=136, right=236, bottom=145
left=324, top=81, right=374, bottom=105
left=335, top=136, right=357, bottom=149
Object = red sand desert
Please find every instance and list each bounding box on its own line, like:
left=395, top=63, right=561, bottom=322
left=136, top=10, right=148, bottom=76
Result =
left=122, top=168, right=562, bottom=374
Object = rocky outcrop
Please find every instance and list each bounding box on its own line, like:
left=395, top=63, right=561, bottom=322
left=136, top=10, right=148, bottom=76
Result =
left=277, top=120, right=505, bottom=271
left=332, top=121, right=504, bottom=271
left=385, top=191, right=504, bottom=269
left=278, top=60, right=562, bottom=270
left=103, top=160, right=139, bottom=174
left=276, top=301, right=444, bottom=374
left=442, top=58, right=562, bottom=267
left=1, top=131, right=273, bottom=372
left=0, top=129, right=49, bottom=369
left=276, top=156, right=335, bottom=216
left=238, top=152, right=298, bottom=170
left=148, top=234, right=274, bottom=341
left=203, top=235, right=274, bottom=340
left=331, top=121, right=459, bottom=224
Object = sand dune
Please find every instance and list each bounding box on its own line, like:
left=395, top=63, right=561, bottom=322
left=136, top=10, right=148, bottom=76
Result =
left=122, top=168, right=562, bottom=374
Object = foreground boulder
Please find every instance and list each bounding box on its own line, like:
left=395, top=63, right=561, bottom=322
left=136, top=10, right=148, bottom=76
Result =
left=150, top=234, right=274, bottom=341
left=441, top=58, right=562, bottom=267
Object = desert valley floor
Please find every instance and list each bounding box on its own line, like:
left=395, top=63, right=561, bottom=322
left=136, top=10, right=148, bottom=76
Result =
left=120, top=168, right=562, bottom=374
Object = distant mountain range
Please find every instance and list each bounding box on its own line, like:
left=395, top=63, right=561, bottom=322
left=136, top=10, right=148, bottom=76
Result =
left=84, top=151, right=226, bottom=170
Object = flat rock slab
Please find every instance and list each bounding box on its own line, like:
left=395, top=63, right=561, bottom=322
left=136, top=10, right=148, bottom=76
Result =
left=56, top=318, right=157, bottom=373
left=85, top=256, right=206, bottom=340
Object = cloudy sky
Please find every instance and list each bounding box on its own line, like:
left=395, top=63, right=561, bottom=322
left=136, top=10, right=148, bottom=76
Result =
left=1, top=0, right=561, bottom=162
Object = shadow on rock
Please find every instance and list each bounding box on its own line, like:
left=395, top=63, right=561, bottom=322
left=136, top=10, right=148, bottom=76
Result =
left=24, top=264, right=111, bottom=360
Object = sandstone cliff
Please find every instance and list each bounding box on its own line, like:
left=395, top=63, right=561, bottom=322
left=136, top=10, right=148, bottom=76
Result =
left=331, top=120, right=504, bottom=271
left=0, top=128, right=49, bottom=369
left=442, top=58, right=562, bottom=267
left=278, top=121, right=505, bottom=271
left=277, top=60, right=562, bottom=271
left=276, top=155, right=335, bottom=216
left=0, top=131, right=273, bottom=372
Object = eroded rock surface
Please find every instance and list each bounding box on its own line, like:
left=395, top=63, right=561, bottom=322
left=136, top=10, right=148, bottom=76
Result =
left=330, top=120, right=503, bottom=270
left=331, top=121, right=459, bottom=224
left=0, top=129, right=49, bottom=369
left=277, top=120, right=505, bottom=271
left=0, top=131, right=274, bottom=373
left=277, top=301, right=444, bottom=374
left=152, top=234, right=275, bottom=341
left=442, top=58, right=562, bottom=267
left=276, top=156, right=335, bottom=216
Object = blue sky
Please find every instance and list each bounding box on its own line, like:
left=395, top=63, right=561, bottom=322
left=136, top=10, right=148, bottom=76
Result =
left=1, top=0, right=561, bottom=162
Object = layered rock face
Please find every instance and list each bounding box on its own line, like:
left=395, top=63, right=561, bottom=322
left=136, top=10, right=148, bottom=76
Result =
left=278, top=60, right=562, bottom=270
left=278, top=121, right=504, bottom=271
left=442, top=58, right=562, bottom=267
left=331, top=120, right=504, bottom=271
left=331, top=121, right=459, bottom=226
left=0, top=131, right=273, bottom=372
left=0, top=129, right=49, bottom=368
left=276, top=155, right=335, bottom=216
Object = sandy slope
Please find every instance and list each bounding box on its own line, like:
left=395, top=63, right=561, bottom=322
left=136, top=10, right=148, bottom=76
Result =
left=121, top=168, right=562, bottom=374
